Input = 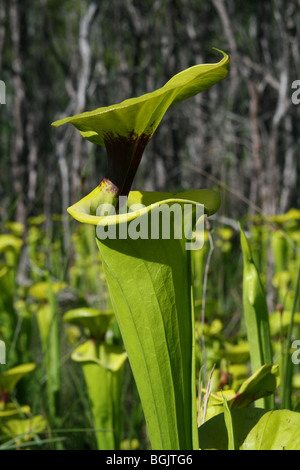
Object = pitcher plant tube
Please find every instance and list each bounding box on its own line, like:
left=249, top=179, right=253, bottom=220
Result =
left=63, top=308, right=127, bottom=450
left=52, top=51, right=230, bottom=450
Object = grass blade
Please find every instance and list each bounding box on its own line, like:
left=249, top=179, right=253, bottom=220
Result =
left=240, top=226, right=274, bottom=409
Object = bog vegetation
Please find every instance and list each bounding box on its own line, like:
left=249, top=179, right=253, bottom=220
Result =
left=0, top=201, right=300, bottom=449
left=0, top=0, right=300, bottom=451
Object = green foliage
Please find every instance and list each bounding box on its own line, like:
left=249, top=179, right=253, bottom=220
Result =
left=201, top=364, right=278, bottom=422
left=199, top=409, right=300, bottom=450
left=240, top=226, right=273, bottom=409
left=72, top=341, right=126, bottom=450
left=1, top=205, right=300, bottom=449
left=1, top=23, right=300, bottom=448
left=53, top=55, right=229, bottom=450
left=0, top=364, right=36, bottom=395
left=0, top=415, right=47, bottom=447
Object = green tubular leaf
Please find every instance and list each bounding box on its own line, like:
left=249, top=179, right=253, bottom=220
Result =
left=199, top=408, right=300, bottom=450
left=81, top=361, right=123, bottom=450
left=36, top=304, right=52, bottom=351
left=92, top=192, right=220, bottom=450
left=54, top=52, right=227, bottom=449
left=271, top=230, right=287, bottom=274
left=240, top=226, right=273, bottom=409
left=66, top=188, right=220, bottom=450
left=71, top=340, right=126, bottom=450
left=52, top=51, right=229, bottom=147
left=96, top=234, right=196, bottom=450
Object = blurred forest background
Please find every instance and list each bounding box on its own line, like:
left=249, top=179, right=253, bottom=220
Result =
left=1, top=0, right=299, bottom=231
left=0, top=0, right=300, bottom=450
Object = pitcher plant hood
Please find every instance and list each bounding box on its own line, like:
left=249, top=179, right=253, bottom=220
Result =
left=52, top=50, right=229, bottom=199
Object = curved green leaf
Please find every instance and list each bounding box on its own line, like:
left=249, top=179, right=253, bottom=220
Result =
left=67, top=187, right=221, bottom=226
left=71, top=340, right=127, bottom=372
left=52, top=51, right=229, bottom=195
left=230, top=364, right=278, bottom=409
left=52, top=51, right=229, bottom=147
left=244, top=409, right=300, bottom=450
left=63, top=308, right=114, bottom=339
left=199, top=408, right=300, bottom=450
left=0, top=364, right=36, bottom=394
left=63, top=308, right=115, bottom=339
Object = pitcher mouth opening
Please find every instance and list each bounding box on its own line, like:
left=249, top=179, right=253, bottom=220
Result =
left=93, top=195, right=206, bottom=251
left=67, top=186, right=220, bottom=241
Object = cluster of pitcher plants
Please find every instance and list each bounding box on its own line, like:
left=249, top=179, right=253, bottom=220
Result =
left=0, top=51, right=300, bottom=449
